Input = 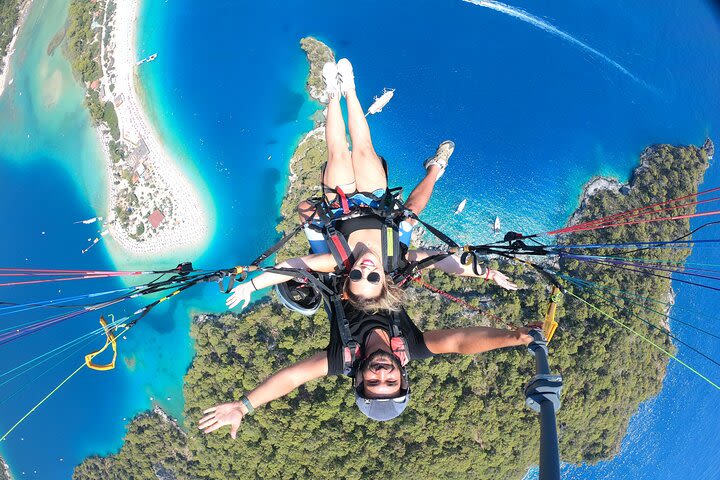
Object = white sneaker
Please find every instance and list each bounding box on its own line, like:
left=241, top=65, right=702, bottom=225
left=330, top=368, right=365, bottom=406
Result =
left=322, top=62, right=340, bottom=100
left=337, top=58, right=355, bottom=97
left=423, top=140, right=455, bottom=180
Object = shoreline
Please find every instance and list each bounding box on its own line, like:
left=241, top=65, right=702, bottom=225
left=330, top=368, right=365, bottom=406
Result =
left=91, top=0, right=211, bottom=259
left=0, top=0, right=34, bottom=99
left=0, top=454, right=11, bottom=480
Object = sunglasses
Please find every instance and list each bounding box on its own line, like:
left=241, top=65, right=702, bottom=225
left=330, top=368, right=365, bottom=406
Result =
left=349, top=269, right=381, bottom=285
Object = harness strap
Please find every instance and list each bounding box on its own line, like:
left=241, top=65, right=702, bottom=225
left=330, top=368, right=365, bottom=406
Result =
left=324, top=222, right=355, bottom=273
left=251, top=223, right=307, bottom=267
left=326, top=288, right=359, bottom=375
left=404, top=210, right=460, bottom=249
left=388, top=311, right=409, bottom=367
left=381, top=216, right=400, bottom=273
left=335, top=186, right=351, bottom=215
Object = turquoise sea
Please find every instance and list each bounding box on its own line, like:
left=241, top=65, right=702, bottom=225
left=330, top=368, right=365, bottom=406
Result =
left=0, top=0, right=719, bottom=478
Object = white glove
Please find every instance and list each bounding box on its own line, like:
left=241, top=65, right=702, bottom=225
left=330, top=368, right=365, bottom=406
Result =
left=226, top=281, right=255, bottom=310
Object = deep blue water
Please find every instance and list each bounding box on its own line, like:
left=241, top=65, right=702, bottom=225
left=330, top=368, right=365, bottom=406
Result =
left=0, top=0, right=719, bottom=478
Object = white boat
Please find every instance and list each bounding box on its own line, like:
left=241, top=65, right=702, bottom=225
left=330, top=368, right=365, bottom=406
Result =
left=74, top=216, right=103, bottom=225
left=493, top=216, right=501, bottom=233
left=366, top=88, right=395, bottom=116
left=454, top=199, right=467, bottom=215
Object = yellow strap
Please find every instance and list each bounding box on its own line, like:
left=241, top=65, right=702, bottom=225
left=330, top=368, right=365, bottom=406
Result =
left=385, top=227, right=394, bottom=257
left=543, top=286, right=561, bottom=343
left=84, top=316, right=118, bottom=371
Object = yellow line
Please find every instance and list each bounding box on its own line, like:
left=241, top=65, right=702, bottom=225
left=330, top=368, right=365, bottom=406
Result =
left=568, top=291, right=720, bottom=391
left=0, top=362, right=87, bottom=442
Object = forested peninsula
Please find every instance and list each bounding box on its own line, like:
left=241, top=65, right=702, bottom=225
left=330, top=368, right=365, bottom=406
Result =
left=0, top=0, right=32, bottom=98
left=73, top=37, right=710, bottom=479
left=0, top=1, right=20, bottom=64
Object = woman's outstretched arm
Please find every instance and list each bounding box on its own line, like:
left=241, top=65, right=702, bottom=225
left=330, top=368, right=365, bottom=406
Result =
left=406, top=249, right=518, bottom=290
left=226, top=253, right=336, bottom=309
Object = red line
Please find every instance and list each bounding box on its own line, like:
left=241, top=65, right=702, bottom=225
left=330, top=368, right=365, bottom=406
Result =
left=0, top=274, right=121, bottom=287
left=412, top=277, right=507, bottom=324
left=550, top=209, right=720, bottom=235
left=0, top=268, right=144, bottom=275
left=551, top=186, right=720, bottom=235
left=552, top=196, right=720, bottom=235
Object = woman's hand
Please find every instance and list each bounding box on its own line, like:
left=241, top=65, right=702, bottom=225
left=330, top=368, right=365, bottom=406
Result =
left=226, top=281, right=255, bottom=310
left=489, top=270, right=518, bottom=291
left=198, top=402, right=246, bottom=439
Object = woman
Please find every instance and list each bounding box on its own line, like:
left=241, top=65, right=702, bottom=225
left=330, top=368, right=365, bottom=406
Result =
left=227, top=58, right=516, bottom=313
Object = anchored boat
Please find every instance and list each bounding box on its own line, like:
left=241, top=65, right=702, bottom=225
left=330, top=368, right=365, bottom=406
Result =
left=366, top=88, right=395, bottom=116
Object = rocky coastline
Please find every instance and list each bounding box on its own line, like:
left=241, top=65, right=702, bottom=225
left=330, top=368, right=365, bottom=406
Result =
left=0, top=456, right=11, bottom=480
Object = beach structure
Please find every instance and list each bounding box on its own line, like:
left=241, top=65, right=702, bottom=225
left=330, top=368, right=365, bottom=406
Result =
left=148, top=210, right=165, bottom=229
left=127, top=139, right=149, bottom=168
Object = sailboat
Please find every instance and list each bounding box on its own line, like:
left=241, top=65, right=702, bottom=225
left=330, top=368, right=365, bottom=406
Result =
left=493, top=216, right=501, bottom=233
left=454, top=199, right=467, bottom=215
left=366, top=88, right=395, bottom=116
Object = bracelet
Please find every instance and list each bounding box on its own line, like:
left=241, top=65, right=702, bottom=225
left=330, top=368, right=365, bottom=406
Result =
left=250, top=278, right=259, bottom=291
left=240, top=395, right=255, bottom=415
left=484, top=267, right=491, bottom=283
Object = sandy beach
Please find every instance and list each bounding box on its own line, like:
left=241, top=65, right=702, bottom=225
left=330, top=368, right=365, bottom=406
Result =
left=0, top=0, right=34, bottom=98
left=95, top=0, right=210, bottom=258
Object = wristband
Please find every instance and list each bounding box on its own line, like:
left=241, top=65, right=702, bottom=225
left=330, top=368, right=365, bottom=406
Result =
left=240, top=395, right=255, bottom=415
left=250, top=278, right=259, bottom=291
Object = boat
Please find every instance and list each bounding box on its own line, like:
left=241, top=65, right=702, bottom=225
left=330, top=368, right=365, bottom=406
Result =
left=136, top=53, right=158, bottom=66
left=74, top=216, right=103, bottom=225
left=454, top=199, right=467, bottom=215
left=493, top=216, right=501, bottom=233
left=366, top=88, right=395, bottom=116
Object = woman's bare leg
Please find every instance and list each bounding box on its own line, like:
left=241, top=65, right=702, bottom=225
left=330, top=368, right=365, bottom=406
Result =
left=322, top=93, right=355, bottom=201
left=404, top=140, right=454, bottom=224
left=404, top=165, right=442, bottom=225
left=345, top=86, right=387, bottom=193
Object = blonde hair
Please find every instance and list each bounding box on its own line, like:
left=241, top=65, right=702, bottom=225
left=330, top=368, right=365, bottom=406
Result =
left=344, top=276, right=406, bottom=314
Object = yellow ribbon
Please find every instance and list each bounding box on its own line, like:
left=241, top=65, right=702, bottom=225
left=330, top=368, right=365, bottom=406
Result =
left=85, top=315, right=118, bottom=371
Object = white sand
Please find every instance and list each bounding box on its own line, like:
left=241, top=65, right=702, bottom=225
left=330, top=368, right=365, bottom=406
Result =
left=0, top=0, right=34, bottom=98
left=98, top=0, right=210, bottom=258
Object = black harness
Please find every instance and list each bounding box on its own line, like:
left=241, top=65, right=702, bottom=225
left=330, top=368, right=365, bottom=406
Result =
left=320, top=276, right=409, bottom=376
